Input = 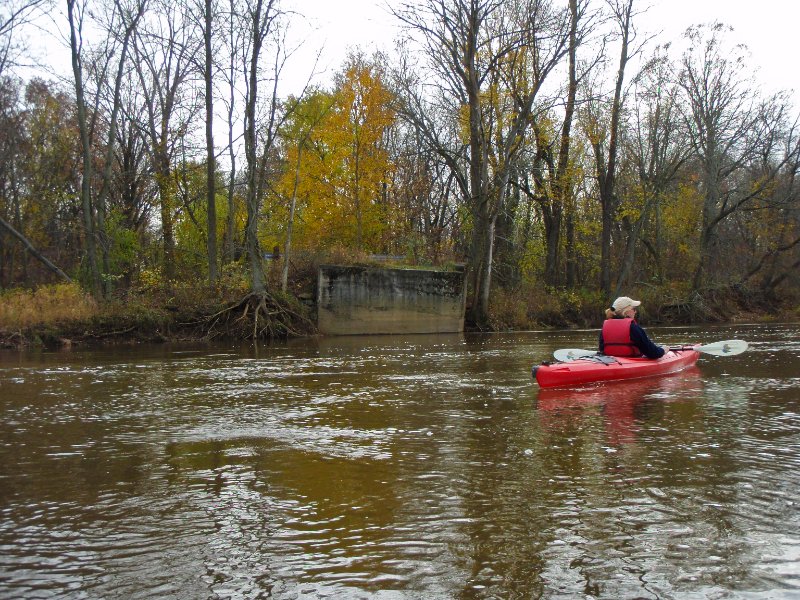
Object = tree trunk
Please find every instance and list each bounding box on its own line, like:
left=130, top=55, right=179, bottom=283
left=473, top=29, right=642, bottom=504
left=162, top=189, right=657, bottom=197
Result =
left=600, top=198, right=613, bottom=293
left=204, top=0, right=218, bottom=285
left=243, top=0, right=269, bottom=295
left=225, top=10, right=236, bottom=265
left=13, top=171, right=27, bottom=282
left=565, top=203, right=576, bottom=286
left=282, top=146, right=301, bottom=293
left=226, top=153, right=236, bottom=262
left=478, top=215, right=495, bottom=319
left=95, top=0, right=144, bottom=296
left=543, top=205, right=562, bottom=286
left=692, top=163, right=720, bottom=290
left=692, top=223, right=715, bottom=291
left=156, top=167, right=176, bottom=281
left=599, top=0, right=631, bottom=296
left=614, top=193, right=656, bottom=296
left=67, top=0, right=101, bottom=296
left=466, top=208, right=489, bottom=326
left=224, top=0, right=237, bottom=263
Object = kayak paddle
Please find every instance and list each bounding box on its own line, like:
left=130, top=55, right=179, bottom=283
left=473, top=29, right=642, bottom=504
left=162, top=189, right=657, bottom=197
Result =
left=553, top=339, right=748, bottom=362
left=553, top=348, right=597, bottom=361
left=668, top=339, right=749, bottom=356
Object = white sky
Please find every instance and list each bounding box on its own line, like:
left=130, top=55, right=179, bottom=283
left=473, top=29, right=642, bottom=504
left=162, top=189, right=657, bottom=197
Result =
left=638, top=0, right=800, bottom=97
left=286, top=0, right=800, bottom=101
left=23, top=0, right=799, bottom=115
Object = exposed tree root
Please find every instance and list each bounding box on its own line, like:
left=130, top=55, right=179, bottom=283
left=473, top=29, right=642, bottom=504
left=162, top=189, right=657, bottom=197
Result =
left=197, top=290, right=316, bottom=341
left=0, top=330, right=25, bottom=349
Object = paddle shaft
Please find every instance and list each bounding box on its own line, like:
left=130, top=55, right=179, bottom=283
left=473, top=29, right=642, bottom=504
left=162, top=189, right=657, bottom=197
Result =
left=553, top=339, right=748, bottom=361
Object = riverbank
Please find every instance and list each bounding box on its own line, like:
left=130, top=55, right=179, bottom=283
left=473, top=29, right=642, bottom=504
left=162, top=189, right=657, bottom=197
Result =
left=1, top=281, right=796, bottom=350
left=0, top=282, right=316, bottom=350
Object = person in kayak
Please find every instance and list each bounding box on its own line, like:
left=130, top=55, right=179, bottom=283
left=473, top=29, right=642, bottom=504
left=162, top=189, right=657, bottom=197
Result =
left=599, top=296, right=665, bottom=359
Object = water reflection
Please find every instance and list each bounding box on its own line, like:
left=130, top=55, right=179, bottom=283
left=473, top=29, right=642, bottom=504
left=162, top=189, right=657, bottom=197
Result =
left=537, top=368, right=704, bottom=445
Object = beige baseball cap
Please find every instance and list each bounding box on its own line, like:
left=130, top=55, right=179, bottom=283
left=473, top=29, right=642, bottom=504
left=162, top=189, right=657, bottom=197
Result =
left=612, top=296, right=641, bottom=311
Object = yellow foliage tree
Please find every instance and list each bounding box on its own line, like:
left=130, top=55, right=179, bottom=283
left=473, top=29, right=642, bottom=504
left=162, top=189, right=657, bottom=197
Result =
left=279, top=53, right=397, bottom=255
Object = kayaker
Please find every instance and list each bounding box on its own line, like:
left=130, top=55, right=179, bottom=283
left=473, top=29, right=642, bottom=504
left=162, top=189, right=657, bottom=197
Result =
left=599, top=296, right=665, bottom=359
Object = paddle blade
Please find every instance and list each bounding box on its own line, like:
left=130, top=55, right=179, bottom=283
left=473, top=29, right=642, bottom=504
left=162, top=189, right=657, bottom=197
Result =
left=697, top=339, right=749, bottom=356
left=553, top=348, right=597, bottom=362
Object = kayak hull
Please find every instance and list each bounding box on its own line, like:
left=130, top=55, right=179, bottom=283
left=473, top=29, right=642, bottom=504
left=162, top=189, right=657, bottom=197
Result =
left=532, top=348, right=700, bottom=388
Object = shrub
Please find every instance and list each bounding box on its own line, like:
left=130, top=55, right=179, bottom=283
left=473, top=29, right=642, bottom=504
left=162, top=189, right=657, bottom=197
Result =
left=488, top=284, right=606, bottom=330
left=488, top=287, right=531, bottom=330
left=0, top=283, right=97, bottom=329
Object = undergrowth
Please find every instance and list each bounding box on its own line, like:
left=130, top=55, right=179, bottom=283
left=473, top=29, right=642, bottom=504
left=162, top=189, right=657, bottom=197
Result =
left=1, top=271, right=794, bottom=350
left=0, top=283, right=97, bottom=329
left=489, top=285, right=606, bottom=330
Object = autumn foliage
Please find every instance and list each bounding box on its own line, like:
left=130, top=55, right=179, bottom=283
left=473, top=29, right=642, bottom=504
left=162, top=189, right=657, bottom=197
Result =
left=274, top=56, right=398, bottom=254
left=0, top=3, right=798, bottom=336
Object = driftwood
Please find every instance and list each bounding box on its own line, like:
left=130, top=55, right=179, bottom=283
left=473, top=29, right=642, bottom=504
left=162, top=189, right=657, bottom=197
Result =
left=0, top=216, right=72, bottom=282
left=653, top=284, right=771, bottom=324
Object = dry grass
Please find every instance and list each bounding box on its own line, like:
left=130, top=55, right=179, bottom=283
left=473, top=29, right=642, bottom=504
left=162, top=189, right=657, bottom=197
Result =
left=488, top=284, right=607, bottom=330
left=0, top=283, right=97, bottom=329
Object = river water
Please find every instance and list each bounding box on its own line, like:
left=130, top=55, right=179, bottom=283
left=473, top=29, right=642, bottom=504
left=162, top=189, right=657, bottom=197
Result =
left=0, top=322, right=798, bottom=599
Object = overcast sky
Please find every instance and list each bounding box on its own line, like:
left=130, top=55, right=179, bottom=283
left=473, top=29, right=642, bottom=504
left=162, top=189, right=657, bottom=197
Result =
left=25, top=0, right=798, bottom=105
left=284, top=0, right=799, bottom=100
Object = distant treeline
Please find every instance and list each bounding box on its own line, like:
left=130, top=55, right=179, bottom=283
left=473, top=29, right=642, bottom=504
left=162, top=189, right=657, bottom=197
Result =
left=0, top=0, right=798, bottom=328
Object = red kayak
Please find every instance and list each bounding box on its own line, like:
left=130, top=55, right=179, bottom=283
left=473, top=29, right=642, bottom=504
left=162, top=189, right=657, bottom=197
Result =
left=532, top=347, right=700, bottom=388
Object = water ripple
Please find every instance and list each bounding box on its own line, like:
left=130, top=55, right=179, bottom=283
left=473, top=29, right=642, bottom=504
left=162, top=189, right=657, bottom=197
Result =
left=1, top=325, right=799, bottom=598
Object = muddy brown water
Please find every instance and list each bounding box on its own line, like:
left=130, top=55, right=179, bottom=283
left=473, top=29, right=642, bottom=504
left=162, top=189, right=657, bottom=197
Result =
left=0, top=322, right=798, bottom=599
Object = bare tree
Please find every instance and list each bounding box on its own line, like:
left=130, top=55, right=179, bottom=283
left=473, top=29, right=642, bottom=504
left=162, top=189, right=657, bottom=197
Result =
left=220, top=0, right=243, bottom=265
left=186, top=0, right=218, bottom=284
left=388, top=120, right=460, bottom=263
left=88, top=0, right=147, bottom=294
left=240, top=0, right=283, bottom=294
left=67, top=0, right=101, bottom=294
left=111, top=69, right=157, bottom=237
left=679, top=23, right=793, bottom=290
left=393, top=0, right=569, bottom=327
left=132, top=0, right=201, bottom=281
left=759, top=124, right=800, bottom=292
left=524, top=0, right=596, bottom=287
left=554, top=0, right=583, bottom=287
left=614, top=44, right=688, bottom=294
left=0, top=0, right=48, bottom=78
left=584, top=0, right=648, bottom=295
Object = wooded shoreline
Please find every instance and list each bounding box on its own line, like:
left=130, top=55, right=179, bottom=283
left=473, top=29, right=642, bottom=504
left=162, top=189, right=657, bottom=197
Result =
left=1, top=282, right=795, bottom=351
left=2, top=4, right=799, bottom=340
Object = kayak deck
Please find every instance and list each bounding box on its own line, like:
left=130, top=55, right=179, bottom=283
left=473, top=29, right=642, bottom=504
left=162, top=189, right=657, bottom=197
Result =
left=532, top=348, right=700, bottom=388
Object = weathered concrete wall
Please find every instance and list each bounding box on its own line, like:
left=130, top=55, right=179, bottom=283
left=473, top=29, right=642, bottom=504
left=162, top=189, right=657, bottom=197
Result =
left=317, top=265, right=466, bottom=335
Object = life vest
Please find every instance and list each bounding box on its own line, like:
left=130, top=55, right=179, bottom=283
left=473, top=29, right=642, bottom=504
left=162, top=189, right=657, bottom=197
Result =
left=601, top=318, right=642, bottom=357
